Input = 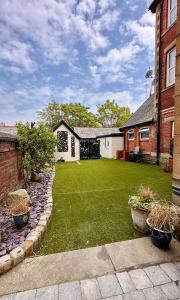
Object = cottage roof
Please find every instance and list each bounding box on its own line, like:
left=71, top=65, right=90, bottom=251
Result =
left=149, top=0, right=161, bottom=13
left=53, top=120, right=80, bottom=139
left=120, top=95, right=154, bottom=129
left=0, top=127, right=17, bottom=141
left=73, top=127, right=120, bottom=139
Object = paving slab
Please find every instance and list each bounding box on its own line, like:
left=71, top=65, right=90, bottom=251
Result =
left=36, top=285, right=58, bottom=300
left=80, top=279, right=101, bottom=300
left=105, top=237, right=180, bottom=272
left=101, top=296, right=123, bottom=300
left=123, top=290, right=146, bottom=300
left=0, top=246, right=113, bottom=296
left=97, top=274, right=122, bottom=298
left=143, top=265, right=171, bottom=286
left=129, top=269, right=153, bottom=290
left=160, top=282, right=180, bottom=299
left=59, top=281, right=82, bottom=300
left=116, top=272, right=136, bottom=293
left=142, top=286, right=168, bottom=300
left=160, top=262, right=180, bottom=281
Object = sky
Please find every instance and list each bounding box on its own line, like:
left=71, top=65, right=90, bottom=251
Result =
left=0, top=0, right=155, bottom=125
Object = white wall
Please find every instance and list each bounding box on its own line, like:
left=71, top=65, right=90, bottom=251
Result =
left=54, top=123, right=80, bottom=162
left=99, top=136, right=124, bottom=159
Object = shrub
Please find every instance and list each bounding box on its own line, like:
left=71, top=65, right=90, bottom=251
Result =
left=16, top=122, right=57, bottom=182
left=148, top=202, right=178, bottom=232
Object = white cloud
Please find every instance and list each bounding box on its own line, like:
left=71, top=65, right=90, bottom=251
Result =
left=98, top=0, right=116, bottom=14
left=90, top=41, right=142, bottom=85
left=123, top=12, right=155, bottom=55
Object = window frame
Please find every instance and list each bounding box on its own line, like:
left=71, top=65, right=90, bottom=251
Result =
left=168, top=0, right=177, bottom=28
left=127, top=129, right=134, bottom=141
left=139, top=127, right=150, bottom=141
left=166, top=47, right=176, bottom=87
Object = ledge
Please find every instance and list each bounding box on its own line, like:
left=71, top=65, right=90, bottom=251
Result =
left=0, top=172, right=55, bottom=275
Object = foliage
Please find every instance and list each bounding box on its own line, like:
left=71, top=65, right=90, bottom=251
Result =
left=38, top=100, right=63, bottom=129
left=10, top=198, right=29, bottom=215
left=16, top=122, right=57, bottom=179
left=148, top=202, right=178, bottom=232
left=170, top=138, right=174, bottom=157
left=128, top=185, right=157, bottom=210
left=97, top=99, right=131, bottom=127
left=38, top=100, right=99, bottom=129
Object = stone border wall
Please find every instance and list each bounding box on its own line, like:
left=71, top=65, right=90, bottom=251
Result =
left=0, top=172, right=55, bottom=275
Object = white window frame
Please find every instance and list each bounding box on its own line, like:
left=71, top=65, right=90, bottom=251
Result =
left=139, top=127, right=150, bottom=141
left=168, top=0, right=177, bottom=28
left=171, top=121, right=174, bottom=138
left=167, top=48, right=176, bottom=87
left=128, top=129, right=134, bottom=141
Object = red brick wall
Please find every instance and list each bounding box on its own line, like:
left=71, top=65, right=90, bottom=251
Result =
left=124, top=123, right=157, bottom=155
left=0, top=141, right=23, bottom=203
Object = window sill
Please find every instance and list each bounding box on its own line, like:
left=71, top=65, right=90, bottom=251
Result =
left=161, top=21, right=176, bottom=37
left=140, top=139, right=150, bottom=141
left=128, top=139, right=134, bottom=141
left=161, top=84, right=175, bottom=93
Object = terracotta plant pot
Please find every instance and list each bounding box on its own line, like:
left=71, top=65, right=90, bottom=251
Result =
left=146, top=218, right=173, bottom=250
left=131, top=207, right=149, bottom=234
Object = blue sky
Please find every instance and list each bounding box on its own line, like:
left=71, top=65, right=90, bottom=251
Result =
left=0, top=0, right=155, bottom=125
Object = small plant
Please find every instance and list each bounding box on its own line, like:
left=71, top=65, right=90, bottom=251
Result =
left=129, top=185, right=157, bottom=210
left=148, top=202, right=178, bottom=232
left=10, top=199, right=29, bottom=215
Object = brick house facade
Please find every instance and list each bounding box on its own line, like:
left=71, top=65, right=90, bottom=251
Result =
left=122, top=0, right=177, bottom=165
left=149, top=0, right=177, bottom=162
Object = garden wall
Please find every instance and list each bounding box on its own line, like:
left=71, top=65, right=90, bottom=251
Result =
left=0, top=141, right=23, bottom=203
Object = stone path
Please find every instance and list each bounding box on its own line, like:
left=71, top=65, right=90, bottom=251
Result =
left=0, top=262, right=180, bottom=299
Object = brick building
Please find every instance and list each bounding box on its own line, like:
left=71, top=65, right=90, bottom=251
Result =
left=121, top=95, right=157, bottom=162
left=122, top=0, right=177, bottom=165
left=149, top=0, right=177, bottom=163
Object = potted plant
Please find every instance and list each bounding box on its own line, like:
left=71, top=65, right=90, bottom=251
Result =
left=147, top=202, right=178, bottom=250
left=129, top=185, right=157, bottom=234
left=10, top=199, right=30, bottom=229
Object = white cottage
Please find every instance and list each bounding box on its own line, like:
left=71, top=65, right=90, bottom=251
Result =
left=97, top=133, right=124, bottom=159
left=53, top=120, right=80, bottom=162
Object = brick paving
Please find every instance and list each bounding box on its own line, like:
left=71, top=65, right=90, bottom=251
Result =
left=0, top=262, right=179, bottom=300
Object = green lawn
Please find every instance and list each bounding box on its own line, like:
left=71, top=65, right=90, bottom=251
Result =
left=38, top=159, right=172, bottom=255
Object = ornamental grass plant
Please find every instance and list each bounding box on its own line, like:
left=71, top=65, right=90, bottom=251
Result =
left=148, top=202, right=178, bottom=232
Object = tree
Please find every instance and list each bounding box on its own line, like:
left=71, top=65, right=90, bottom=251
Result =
left=38, top=101, right=99, bottom=128
left=60, top=103, right=99, bottom=127
left=16, top=122, right=57, bottom=182
left=37, top=100, right=63, bottom=129
left=97, top=100, right=131, bottom=127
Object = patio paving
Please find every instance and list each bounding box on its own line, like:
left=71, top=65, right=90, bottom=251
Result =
left=0, top=237, right=179, bottom=298
left=0, top=261, right=179, bottom=299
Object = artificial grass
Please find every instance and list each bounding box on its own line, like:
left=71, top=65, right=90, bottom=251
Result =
left=38, top=159, right=172, bottom=255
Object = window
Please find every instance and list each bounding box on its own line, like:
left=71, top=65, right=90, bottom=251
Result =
left=128, top=129, right=134, bottom=141
left=71, top=137, right=75, bottom=157
left=168, top=0, right=177, bottom=27
left=57, top=131, right=68, bottom=152
left=167, top=48, right=176, bottom=87
left=139, top=127, right=150, bottom=140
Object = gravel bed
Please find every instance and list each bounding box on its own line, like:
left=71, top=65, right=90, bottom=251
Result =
left=0, top=172, right=52, bottom=257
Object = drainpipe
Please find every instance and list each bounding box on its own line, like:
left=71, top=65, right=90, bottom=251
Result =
left=156, top=2, right=163, bottom=165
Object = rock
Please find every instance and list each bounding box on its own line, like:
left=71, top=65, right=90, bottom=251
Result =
left=7, top=189, right=31, bottom=206
left=31, top=172, right=44, bottom=183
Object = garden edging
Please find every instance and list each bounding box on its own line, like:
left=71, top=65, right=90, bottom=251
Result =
left=0, top=172, right=55, bottom=275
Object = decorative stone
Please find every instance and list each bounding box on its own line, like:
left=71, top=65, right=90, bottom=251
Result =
left=31, top=172, right=45, bottom=183
left=10, top=246, right=24, bottom=266
left=21, top=240, right=34, bottom=257
left=7, top=189, right=31, bottom=206
left=0, top=254, right=12, bottom=274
